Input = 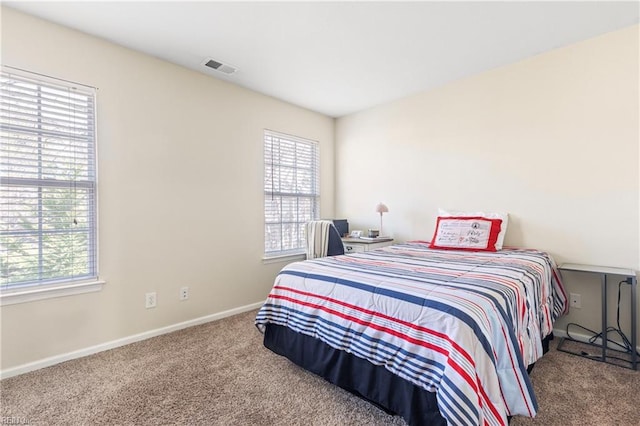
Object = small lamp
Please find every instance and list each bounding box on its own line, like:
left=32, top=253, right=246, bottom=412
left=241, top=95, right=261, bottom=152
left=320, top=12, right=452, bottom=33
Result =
left=375, top=202, right=389, bottom=236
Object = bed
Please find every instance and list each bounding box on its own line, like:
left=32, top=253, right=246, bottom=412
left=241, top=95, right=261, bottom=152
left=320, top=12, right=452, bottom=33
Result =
left=255, top=241, right=568, bottom=425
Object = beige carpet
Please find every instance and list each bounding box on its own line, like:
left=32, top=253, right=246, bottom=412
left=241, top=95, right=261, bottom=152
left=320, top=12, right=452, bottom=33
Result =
left=1, top=309, right=639, bottom=425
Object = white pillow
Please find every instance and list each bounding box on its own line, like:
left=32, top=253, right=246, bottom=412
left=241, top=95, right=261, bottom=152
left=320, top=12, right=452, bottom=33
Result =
left=438, top=208, right=509, bottom=250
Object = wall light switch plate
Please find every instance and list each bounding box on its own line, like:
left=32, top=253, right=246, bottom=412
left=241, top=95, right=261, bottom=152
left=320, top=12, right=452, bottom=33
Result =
left=570, top=293, right=581, bottom=309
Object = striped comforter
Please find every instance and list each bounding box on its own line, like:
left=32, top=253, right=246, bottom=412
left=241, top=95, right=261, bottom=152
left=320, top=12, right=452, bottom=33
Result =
left=255, top=242, right=568, bottom=426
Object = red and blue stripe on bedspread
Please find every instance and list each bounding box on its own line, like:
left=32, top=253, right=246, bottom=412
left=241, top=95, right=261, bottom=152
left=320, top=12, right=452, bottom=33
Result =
left=255, top=242, right=568, bottom=426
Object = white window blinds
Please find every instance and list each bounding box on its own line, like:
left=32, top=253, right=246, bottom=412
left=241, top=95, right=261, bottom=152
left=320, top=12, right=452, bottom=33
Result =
left=1, top=69, right=97, bottom=289
left=264, top=130, right=319, bottom=256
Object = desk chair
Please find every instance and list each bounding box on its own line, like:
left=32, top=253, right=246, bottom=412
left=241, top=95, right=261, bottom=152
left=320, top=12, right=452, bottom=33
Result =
left=305, top=220, right=345, bottom=259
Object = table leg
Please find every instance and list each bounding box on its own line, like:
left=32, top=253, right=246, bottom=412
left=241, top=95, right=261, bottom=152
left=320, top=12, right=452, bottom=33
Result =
left=632, top=276, right=637, bottom=370
left=601, top=273, right=607, bottom=362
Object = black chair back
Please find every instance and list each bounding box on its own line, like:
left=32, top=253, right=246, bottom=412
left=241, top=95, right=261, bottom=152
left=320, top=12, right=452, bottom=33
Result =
left=327, top=224, right=345, bottom=256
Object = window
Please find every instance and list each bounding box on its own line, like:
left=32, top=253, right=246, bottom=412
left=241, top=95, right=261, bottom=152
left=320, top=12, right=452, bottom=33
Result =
left=264, top=130, right=319, bottom=257
left=1, top=68, right=98, bottom=293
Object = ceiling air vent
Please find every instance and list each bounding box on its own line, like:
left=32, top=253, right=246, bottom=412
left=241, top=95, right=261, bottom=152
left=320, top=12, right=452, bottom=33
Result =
left=202, top=58, right=237, bottom=75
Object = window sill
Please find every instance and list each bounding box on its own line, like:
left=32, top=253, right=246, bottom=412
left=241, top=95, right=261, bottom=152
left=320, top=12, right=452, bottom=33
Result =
left=262, top=253, right=306, bottom=265
left=0, top=279, right=106, bottom=306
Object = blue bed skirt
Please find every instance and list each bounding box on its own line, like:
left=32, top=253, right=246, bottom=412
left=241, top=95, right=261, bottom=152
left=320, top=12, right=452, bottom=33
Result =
left=262, top=324, right=552, bottom=426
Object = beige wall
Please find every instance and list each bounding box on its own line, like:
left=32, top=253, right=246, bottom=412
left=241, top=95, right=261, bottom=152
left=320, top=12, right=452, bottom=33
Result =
left=2, top=6, right=638, bottom=373
left=335, top=26, right=639, bottom=342
left=0, top=7, right=334, bottom=370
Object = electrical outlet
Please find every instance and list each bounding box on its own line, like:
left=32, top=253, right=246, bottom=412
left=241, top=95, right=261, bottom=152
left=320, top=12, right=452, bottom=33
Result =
left=570, top=292, right=581, bottom=309
left=145, top=292, right=157, bottom=309
left=179, top=286, right=189, bottom=301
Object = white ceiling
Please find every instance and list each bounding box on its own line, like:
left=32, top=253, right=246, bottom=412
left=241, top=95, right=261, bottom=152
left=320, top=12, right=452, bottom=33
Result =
left=6, top=1, right=639, bottom=117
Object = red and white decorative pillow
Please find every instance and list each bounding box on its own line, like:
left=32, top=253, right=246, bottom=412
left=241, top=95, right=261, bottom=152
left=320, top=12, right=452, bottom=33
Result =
left=429, top=216, right=503, bottom=252
left=438, top=208, right=509, bottom=250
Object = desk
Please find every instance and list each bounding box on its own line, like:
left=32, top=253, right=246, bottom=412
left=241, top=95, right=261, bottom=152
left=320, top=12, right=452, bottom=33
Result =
left=557, top=263, right=637, bottom=370
left=341, top=237, right=394, bottom=254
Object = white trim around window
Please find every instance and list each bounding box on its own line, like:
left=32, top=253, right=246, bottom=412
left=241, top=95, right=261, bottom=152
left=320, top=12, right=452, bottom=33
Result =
left=1, top=66, right=101, bottom=302
left=0, top=278, right=105, bottom=306
left=263, top=129, right=320, bottom=259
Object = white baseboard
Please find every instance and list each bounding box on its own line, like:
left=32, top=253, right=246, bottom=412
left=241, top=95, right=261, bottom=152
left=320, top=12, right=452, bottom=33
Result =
left=1, top=300, right=265, bottom=380
left=553, top=327, right=640, bottom=353
left=553, top=327, right=587, bottom=342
